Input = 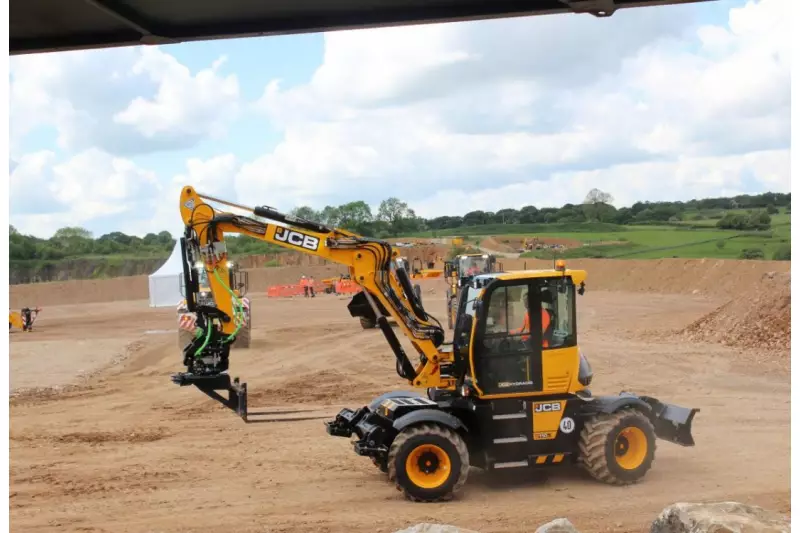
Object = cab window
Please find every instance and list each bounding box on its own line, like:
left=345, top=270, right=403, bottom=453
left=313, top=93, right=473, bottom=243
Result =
left=474, top=284, right=536, bottom=395
left=538, top=280, right=577, bottom=349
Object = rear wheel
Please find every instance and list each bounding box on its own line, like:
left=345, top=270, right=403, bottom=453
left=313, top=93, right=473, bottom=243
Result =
left=578, top=409, right=656, bottom=485
left=387, top=423, right=469, bottom=502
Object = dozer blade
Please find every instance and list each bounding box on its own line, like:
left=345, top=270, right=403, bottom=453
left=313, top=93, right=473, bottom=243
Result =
left=641, top=396, right=699, bottom=447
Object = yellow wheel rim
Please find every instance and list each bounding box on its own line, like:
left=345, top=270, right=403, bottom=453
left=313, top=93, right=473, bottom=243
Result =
left=405, top=444, right=452, bottom=489
left=614, top=426, right=648, bottom=470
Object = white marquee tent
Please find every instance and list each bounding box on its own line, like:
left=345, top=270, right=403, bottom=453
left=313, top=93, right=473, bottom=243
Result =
left=148, top=241, right=185, bottom=308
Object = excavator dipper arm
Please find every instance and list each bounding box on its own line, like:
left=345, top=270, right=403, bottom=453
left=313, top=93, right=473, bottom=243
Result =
left=173, top=186, right=453, bottom=411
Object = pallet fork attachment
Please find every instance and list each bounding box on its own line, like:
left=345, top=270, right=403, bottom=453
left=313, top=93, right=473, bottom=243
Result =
left=171, top=372, right=248, bottom=421
left=170, top=372, right=337, bottom=424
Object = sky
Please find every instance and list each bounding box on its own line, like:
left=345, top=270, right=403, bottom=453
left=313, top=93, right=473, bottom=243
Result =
left=7, top=0, right=790, bottom=239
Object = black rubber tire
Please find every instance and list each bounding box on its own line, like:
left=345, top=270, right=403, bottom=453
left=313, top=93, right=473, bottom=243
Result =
left=360, top=317, right=376, bottom=329
left=387, top=423, right=470, bottom=502
left=578, top=409, right=657, bottom=485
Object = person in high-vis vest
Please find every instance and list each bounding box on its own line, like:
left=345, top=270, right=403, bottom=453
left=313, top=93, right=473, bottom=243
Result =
left=300, top=275, right=310, bottom=297
left=510, top=289, right=553, bottom=347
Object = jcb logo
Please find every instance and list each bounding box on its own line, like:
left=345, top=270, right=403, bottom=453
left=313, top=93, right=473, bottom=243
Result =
left=274, top=227, right=320, bottom=251
left=534, top=402, right=562, bottom=413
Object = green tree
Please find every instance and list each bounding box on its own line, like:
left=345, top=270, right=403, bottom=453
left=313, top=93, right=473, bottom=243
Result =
left=290, top=206, right=322, bottom=223
left=53, top=227, right=93, bottom=240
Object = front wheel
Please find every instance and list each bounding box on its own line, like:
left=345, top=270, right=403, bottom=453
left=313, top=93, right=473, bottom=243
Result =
left=387, top=423, right=470, bottom=502
left=578, top=409, right=657, bottom=485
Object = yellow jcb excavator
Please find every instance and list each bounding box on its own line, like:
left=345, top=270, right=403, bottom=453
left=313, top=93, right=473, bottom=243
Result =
left=171, top=186, right=698, bottom=503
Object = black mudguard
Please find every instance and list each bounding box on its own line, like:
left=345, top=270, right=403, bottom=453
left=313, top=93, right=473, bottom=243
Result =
left=393, top=408, right=467, bottom=433
left=584, top=392, right=698, bottom=447
left=368, top=390, right=424, bottom=411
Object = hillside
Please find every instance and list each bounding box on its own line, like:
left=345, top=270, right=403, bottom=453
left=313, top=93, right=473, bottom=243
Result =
left=8, top=191, right=790, bottom=284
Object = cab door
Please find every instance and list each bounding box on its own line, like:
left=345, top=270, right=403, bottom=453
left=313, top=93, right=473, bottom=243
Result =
left=470, top=280, right=545, bottom=397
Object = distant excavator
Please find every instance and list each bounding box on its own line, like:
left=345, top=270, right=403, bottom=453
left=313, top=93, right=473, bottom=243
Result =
left=9, top=307, right=41, bottom=332
left=443, top=253, right=500, bottom=329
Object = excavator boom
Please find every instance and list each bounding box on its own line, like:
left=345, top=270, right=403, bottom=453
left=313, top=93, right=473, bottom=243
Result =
left=173, top=187, right=455, bottom=417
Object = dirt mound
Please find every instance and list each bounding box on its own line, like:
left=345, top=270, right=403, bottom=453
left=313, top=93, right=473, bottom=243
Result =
left=10, top=264, right=348, bottom=307
left=480, top=237, right=518, bottom=253
left=501, top=257, right=791, bottom=299
left=492, top=236, right=584, bottom=252
left=683, top=271, right=790, bottom=351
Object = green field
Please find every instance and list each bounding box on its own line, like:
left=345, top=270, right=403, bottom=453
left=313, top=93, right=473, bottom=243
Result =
left=412, top=216, right=790, bottom=261
left=520, top=225, right=788, bottom=260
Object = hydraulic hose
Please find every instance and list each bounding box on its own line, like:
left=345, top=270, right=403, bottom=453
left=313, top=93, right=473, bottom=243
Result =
left=190, top=266, right=245, bottom=358
left=212, top=268, right=245, bottom=343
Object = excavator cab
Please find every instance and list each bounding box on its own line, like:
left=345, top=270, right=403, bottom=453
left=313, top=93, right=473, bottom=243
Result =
left=452, top=272, right=581, bottom=396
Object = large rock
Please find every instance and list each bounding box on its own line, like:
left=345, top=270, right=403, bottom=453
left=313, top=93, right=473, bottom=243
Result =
left=535, top=518, right=582, bottom=533
left=394, top=524, right=481, bottom=533
left=650, top=502, right=789, bottom=533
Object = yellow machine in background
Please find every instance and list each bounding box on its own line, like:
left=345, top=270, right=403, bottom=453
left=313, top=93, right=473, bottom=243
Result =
left=170, top=186, right=698, bottom=504
left=443, top=253, right=500, bottom=329
left=9, top=307, right=41, bottom=332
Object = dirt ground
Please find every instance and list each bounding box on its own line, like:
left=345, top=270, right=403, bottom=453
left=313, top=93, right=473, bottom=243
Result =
left=9, top=275, right=791, bottom=533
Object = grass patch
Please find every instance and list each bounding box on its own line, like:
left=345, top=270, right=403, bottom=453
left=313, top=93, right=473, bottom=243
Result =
left=518, top=226, right=785, bottom=260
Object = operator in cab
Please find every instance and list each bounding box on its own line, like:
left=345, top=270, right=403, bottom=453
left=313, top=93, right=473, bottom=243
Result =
left=510, top=288, right=554, bottom=347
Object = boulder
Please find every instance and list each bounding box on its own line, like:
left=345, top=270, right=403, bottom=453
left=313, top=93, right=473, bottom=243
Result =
left=650, top=502, right=789, bottom=533
left=394, top=524, right=481, bottom=533
left=535, top=518, right=582, bottom=533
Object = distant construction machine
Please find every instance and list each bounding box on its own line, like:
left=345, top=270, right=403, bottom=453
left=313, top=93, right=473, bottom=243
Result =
left=444, top=253, right=500, bottom=329
left=170, top=186, right=698, bottom=503
left=9, top=307, right=41, bottom=332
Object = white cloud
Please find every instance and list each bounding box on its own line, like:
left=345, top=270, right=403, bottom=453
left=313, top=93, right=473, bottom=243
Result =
left=246, top=0, right=789, bottom=214
left=142, top=154, right=243, bottom=238
left=410, top=148, right=789, bottom=218
left=8, top=0, right=791, bottom=239
left=10, top=149, right=161, bottom=238
left=9, top=47, right=240, bottom=158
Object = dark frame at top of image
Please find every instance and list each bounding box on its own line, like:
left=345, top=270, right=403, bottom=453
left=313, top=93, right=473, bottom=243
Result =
left=10, top=0, right=716, bottom=56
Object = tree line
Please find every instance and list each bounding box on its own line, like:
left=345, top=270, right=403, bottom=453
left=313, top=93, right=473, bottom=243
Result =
left=290, top=190, right=789, bottom=235
left=9, top=190, right=789, bottom=261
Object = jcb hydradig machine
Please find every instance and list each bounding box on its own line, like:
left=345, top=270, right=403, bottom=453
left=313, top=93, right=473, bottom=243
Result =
left=172, top=186, right=698, bottom=503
